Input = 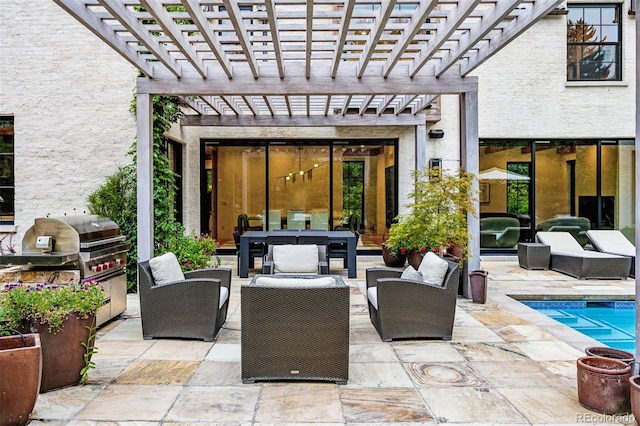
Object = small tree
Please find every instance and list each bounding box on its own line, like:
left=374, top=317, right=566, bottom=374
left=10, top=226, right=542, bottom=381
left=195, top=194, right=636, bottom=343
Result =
left=387, top=166, right=477, bottom=258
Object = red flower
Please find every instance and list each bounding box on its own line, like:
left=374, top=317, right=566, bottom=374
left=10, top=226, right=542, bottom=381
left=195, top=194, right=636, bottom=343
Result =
left=400, top=247, right=407, bottom=255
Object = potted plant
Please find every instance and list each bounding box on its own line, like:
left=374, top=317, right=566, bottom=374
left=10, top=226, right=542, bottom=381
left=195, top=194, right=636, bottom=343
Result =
left=0, top=279, right=105, bottom=392
left=386, top=166, right=477, bottom=268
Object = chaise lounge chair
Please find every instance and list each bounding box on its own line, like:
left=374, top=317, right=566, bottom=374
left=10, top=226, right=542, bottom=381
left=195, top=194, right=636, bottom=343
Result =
left=586, top=230, right=635, bottom=277
left=535, top=231, right=630, bottom=280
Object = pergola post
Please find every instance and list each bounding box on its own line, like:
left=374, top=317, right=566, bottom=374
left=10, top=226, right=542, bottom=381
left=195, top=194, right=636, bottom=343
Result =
left=460, top=90, right=480, bottom=297
left=136, top=92, right=153, bottom=263
left=635, top=7, right=640, bottom=361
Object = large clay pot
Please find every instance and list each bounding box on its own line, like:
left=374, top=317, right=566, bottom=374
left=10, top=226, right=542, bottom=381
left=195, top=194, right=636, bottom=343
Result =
left=381, top=243, right=406, bottom=267
left=0, top=332, right=42, bottom=426
left=576, top=356, right=631, bottom=415
left=22, top=313, right=95, bottom=393
left=469, top=270, right=489, bottom=304
left=585, top=347, right=634, bottom=364
left=407, top=251, right=424, bottom=269
left=629, top=375, right=640, bottom=423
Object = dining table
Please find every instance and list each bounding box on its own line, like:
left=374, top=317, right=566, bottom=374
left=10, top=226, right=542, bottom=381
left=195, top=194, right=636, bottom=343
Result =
left=239, top=230, right=358, bottom=278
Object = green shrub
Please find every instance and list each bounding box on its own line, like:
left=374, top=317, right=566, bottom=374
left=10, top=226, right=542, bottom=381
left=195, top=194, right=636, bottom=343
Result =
left=162, top=233, right=221, bottom=271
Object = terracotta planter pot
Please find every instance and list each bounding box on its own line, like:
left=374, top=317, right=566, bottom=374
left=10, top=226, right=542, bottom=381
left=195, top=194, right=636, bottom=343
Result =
left=469, top=270, right=489, bottom=304
left=407, top=251, right=424, bottom=269
left=0, top=332, right=42, bottom=426
left=21, top=314, right=95, bottom=393
left=381, top=243, right=406, bottom=267
left=576, top=356, right=631, bottom=415
left=629, top=375, right=640, bottom=423
left=585, top=347, right=634, bottom=364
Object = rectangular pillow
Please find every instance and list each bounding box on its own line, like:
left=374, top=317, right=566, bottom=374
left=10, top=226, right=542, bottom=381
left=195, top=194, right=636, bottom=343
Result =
left=273, top=244, right=319, bottom=273
left=418, top=252, right=449, bottom=286
left=149, top=252, right=185, bottom=284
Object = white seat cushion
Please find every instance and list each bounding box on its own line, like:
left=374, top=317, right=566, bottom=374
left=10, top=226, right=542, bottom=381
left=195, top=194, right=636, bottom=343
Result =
left=219, top=286, right=229, bottom=308
left=149, top=252, right=185, bottom=284
left=417, top=252, right=449, bottom=286
left=536, top=231, right=583, bottom=253
left=367, top=287, right=378, bottom=310
left=254, top=276, right=336, bottom=287
left=273, top=244, right=319, bottom=273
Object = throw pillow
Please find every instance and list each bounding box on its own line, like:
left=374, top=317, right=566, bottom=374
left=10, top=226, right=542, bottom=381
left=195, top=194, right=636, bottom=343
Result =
left=149, top=252, right=185, bottom=284
left=400, top=265, right=423, bottom=281
left=417, top=252, right=449, bottom=286
left=273, top=244, right=319, bottom=273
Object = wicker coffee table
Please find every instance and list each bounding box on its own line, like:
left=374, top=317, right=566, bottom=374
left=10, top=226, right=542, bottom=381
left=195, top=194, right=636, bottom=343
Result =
left=241, top=274, right=350, bottom=384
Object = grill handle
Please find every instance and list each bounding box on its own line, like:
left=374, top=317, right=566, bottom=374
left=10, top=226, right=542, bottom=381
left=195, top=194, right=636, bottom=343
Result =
left=79, top=235, right=126, bottom=249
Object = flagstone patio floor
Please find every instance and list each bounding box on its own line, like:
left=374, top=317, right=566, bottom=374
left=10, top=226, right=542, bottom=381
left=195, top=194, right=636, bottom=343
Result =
left=28, top=255, right=638, bottom=425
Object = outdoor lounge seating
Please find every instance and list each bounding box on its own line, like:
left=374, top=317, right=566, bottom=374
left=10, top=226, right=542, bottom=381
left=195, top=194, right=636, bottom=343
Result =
left=241, top=274, right=349, bottom=384
left=262, top=243, right=329, bottom=274
left=536, top=216, right=591, bottom=247
left=137, top=253, right=232, bottom=341
left=586, top=230, right=636, bottom=277
left=480, top=216, right=521, bottom=248
left=535, top=231, right=630, bottom=280
left=365, top=254, right=460, bottom=341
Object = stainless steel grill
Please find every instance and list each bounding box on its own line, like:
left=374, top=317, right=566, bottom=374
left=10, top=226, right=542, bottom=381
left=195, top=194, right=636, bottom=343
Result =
left=0, top=215, right=130, bottom=326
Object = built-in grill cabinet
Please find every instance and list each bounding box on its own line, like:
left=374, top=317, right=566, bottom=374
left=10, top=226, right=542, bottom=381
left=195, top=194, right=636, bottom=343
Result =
left=0, top=215, right=130, bottom=326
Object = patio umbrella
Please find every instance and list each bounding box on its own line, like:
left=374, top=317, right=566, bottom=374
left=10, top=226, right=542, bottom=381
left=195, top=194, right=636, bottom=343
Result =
left=479, top=167, right=530, bottom=181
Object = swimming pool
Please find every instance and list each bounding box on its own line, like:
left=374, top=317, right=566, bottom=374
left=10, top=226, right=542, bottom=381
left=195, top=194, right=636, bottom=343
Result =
left=521, top=300, right=636, bottom=351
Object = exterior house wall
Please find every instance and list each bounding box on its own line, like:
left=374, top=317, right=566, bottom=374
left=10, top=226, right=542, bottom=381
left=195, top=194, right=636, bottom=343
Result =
left=0, top=1, right=636, bottom=252
left=473, top=13, right=636, bottom=139
left=0, top=1, right=138, bottom=252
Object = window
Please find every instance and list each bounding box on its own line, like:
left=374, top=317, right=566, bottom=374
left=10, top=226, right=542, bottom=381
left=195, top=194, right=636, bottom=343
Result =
left=567, top=4, right=621, bottom=81
left=0, top=117, right=14, bottom=223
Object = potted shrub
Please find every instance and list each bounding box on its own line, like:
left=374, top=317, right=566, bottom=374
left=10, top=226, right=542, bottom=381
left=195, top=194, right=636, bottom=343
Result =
left=0, top=279, right=105, bottom=392
left=386, top=166, right=477, bottom=267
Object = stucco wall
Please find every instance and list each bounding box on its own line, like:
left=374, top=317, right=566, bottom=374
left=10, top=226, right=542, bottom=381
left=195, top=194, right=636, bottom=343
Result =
left=0, top=1, right=138, bottom=251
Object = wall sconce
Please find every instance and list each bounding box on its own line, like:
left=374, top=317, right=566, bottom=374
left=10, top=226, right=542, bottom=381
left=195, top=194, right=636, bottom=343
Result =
left=428, top=129, right=445, bottom=139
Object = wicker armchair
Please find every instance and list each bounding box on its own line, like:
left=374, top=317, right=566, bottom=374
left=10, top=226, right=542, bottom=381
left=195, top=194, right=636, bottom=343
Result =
left=365, top=260, right=460, bottom=341
left=241, top=274, right=350, bottom=384
left=137, top=261, right=232, bottom=341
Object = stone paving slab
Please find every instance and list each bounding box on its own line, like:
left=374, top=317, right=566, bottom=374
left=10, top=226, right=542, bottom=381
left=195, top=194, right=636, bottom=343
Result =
left=27, top=255, right=639, bottom=424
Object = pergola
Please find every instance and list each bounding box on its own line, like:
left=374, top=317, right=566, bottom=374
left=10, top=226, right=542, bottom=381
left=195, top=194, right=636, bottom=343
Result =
left=54, top=0, right=563, bottom=276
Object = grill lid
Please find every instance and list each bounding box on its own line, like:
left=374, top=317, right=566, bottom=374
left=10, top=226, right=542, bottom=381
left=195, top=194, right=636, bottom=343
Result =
left=21, top=215, right=122, bottom=253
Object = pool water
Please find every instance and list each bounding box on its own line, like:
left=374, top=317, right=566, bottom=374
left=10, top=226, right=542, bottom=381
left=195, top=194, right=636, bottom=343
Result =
left=521, top=300, right=636, bottom=352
